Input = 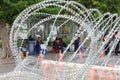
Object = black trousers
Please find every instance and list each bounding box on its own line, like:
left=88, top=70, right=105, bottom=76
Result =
left=115, top=48, right=120, bottom=55
left=105, top=50, right=109, bottom=55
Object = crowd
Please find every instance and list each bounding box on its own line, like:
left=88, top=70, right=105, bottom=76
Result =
left=28, top=33, right=84, bottom=55
left=103, top=32, right=120, bottom=56
left=20, top=31, right=119, bottom=58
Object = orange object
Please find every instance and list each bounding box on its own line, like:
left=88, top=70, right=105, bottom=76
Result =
left=39, top=53, right=44, bottom=61
left=78, top=50, right=83, bottom=60
left=100, top=50, right=105, bottom=59
left=89, top=68, right=95, bottom=80
left=58, top=50, right=63, bottom=62
left=19, top=50, right=24, bottom=59
left=109, top=62, right=114, bottom=67
left=100, top=53, right=105, bottom=59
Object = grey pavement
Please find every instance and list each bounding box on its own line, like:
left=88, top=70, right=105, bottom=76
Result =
left=0, top=49, right=15, bottom=74
left=0, top=49, right=120, bottom=75
left=0, top=58, right=16, bottom=74
left=0, top=48, right=2, bottom=56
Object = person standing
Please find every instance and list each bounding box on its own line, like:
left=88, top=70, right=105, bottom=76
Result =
left=74, top=37, right=80, bottom=51
left=56, top=33, right=63, bottom=45
left=103, top=34, right=110, bottom=55
left=115, top=40, right=120, bottom=55
left=55, top=33, right=65, bottom=52
left=113, top=32, right=120, bottom=55
left=35, top=36, right=43, bottom=55
left=104, top=42, right=110, bottom=55
left=74, top=37, right=84, bottom=52
left=53, top=39, right=63, bottom=53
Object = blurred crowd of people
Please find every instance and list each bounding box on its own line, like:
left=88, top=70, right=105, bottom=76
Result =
left=103, top=32, right=120, bottom=56
left=26, top=31, right=120, bottom=57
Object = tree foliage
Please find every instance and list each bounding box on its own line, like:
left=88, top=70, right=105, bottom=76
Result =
left=0, top=0, right=120, bottom=25
left=0, top=0, right=43, bottom=59
left=76, top=0, right=120, bottom=15
left=0, top=0, right=43, bottom=25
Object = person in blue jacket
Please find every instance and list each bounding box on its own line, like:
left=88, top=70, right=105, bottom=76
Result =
left=35, top=36, right=43, bottom=55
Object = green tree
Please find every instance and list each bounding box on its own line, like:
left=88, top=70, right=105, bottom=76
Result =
left=76, top=0, right=120, bottom=15
left=0, top=0, right=43, bottom=59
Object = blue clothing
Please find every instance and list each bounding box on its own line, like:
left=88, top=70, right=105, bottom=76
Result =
left=34, top=41, right=42, bottom=55
left=26, top=41, right=36, bottom=55
left=74, top=39, right=84, bottom=52
left=79, top=42, right=84, bottom=52
left=74, top=39, right=79, bottom=51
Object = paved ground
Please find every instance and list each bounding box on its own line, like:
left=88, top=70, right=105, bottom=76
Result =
left=0, top=58, right=15, bottom=74
left=0, top=49, right=15, bottom=74
left=0, top=50, right=83, bottom=74
left=0, top=48, right=120, bottom=75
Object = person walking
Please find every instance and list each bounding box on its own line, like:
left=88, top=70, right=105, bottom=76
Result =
left=113, top=32, right=120, bottom=55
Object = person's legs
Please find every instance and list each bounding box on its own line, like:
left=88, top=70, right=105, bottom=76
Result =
left=56, top=47, right=59, bottom=53
left=63, top=47, right=66, bottom=52
left=115, top=47, right=119, bottom=55
left=115, top=50, right=118, bottom=55
left=58, top=47, right=63, bottom=53
left=118, top=51, right=120, bottom=54
left=104, top=46, right=110, bottom=56
left=105, top=51, right=109, bottom=55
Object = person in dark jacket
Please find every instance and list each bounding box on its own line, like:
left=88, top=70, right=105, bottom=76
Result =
left=55, top=33, right=67, bottom=52
left=115, top=40, right=120, bottom=55
left=74, top=37, right=80, bottom=51
left=104, top=42, right=110, bottom=55
left=34, top=37, right=42, bottom=55
left=103, top=34, right=110, bottom=55
left=53, top=39, right=63, bottom=53
left=74, top=37, right=84, bottom=52
left=28, top=35, right=34, bottom=41
left=56, top=33, right=63, bottom=45
left=113, top=32, right=120, bottom=55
